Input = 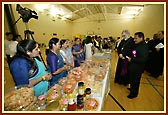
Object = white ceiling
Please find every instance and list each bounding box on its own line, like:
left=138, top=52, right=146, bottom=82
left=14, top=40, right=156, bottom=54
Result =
left=15, top=3, right=145, bottom=22
left=61, top=4, right=144, bottom=21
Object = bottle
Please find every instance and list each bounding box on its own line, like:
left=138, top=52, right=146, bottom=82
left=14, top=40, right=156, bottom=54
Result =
left=67, top=94, right=76, bottom=111
left=85, top=88, right=91, bottom=99
left=78, top=82, right=84, bottom=95
left=77, top=94, right=84, bottom=111
left=78, top=82, right=86, bottom=101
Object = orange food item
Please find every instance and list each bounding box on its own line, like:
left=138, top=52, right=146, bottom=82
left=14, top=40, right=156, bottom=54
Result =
left=58, top=77, right=67, bottom=86
left=5, top=87, right=35, bottom=111
left=63, top=83, right=75, bottom=94
left=67, top=79, right=77, bottom=86
left=95, top=74, right=105, bottom=81
left=85, top=98, right=99, bottom=111
left=72, top=68, right=82, bottom=75
left=67, top=73, right=75, bottom=79
left=74, top=75, right=82, bottom=82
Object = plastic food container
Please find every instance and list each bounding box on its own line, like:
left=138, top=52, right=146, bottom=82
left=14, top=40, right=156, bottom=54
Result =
left=85, top=98, right=99, bottom=111
left=48, top=84, right=62, bottom=92
left=58, top=77, right=67, bottom=86
left=46, top=89, right=62, bottom=103
left=59, top=96, right=68, bottom=111
left=4, top=85, right=36, bottom=111
left=45, top=100, right=60, bottom=111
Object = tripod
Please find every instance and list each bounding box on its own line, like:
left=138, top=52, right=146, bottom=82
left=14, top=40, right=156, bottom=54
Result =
left=24, top=22, right=47, bottom=69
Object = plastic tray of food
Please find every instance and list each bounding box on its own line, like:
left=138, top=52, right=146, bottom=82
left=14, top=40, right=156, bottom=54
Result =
left=4, top=85, right=36, bottom=111
left=85, top=97, right=99, bottom=111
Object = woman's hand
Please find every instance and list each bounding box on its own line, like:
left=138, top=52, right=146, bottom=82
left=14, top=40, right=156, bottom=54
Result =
left=71, top=63, right=74, bottom=68
left=63, top=65, right=70, bottom=71
left=80, top=49, right=83, bottom=53
left=44, top=73, right=52, bottom=81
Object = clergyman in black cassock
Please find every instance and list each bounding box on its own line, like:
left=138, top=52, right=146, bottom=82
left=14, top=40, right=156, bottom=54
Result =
left=114, top=30, right=135, bottom=85
left=149, top=31, right=164, bottom=78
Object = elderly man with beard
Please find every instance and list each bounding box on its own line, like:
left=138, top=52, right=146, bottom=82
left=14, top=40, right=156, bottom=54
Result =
left=114, top=30, right=135, bottom=86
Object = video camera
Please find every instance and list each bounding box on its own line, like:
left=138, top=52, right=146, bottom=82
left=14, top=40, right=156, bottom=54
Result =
left=16, top=4, right=38, bottom=23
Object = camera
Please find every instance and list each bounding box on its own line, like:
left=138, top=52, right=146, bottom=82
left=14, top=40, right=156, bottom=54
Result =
left=16, top=4, right=38, bottom=22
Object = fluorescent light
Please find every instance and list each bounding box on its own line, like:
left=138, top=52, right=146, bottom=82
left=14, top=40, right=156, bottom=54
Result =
left=121, top=5, right=144, bottom=16
left=61, top=17, right=66, bottom=20
left=50, top=5, right=64, bottom=16
left=124, top=15, right=135, bottom=19
left=35, top=4, right=49, bottom=11
left=49, top=5, right=58, bottom=16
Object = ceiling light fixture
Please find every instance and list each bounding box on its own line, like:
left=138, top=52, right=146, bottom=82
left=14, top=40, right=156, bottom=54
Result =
left=121, top=5, right=144, bottom=18
left=35, top=4, right=49, bottom=12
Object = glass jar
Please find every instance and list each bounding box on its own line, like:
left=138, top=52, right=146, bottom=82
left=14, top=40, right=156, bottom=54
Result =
left=77, top=95, right=83, bottom=103
left=78, top=82, right=84, bottom=95
left=77, top=102, right=84, bottom=111
left=67, top=94, right=76, bottom=111
left=77, top=94, right=84, bottom=111
left=85, top=88, right=91, bottom=99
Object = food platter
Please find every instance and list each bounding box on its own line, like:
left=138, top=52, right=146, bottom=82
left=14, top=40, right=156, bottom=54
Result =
left=4, top=85, right=36, bottom=111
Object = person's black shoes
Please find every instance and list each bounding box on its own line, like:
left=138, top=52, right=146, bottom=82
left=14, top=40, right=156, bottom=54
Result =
left=127, top=94, right=137, bottom=99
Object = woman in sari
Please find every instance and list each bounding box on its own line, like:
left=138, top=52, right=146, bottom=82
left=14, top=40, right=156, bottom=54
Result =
left=72, top=38, right=85, bottom=67
left=46, top=37, right=69, bottom=86
left=60, top=39, right=74, bottom=68
left=10, top=40, right=52, bottom=97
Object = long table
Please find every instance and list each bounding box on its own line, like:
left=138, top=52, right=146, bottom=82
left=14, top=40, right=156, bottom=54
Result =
left=95, top=64, right=111, bottom=111
left=92, top=50, right=112, bottom=111
left=93, top=49, right=112, bottom=60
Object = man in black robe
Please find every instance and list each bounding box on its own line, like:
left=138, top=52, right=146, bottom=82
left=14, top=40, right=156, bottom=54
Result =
left=149, top=31, right=164, bottom=78
left=127, top=32, right=148, bottom=99
left=114, top=30, right=135, bottom=85
left=145, top=33, right=158, bottom=73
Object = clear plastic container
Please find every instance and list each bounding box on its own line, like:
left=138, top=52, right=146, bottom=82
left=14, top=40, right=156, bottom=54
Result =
left=4, top=85, right=36, bottom=111
left=58, top=77, right=67, bottom=86
left=45, top=100, right=60, bottom=111
left=46, top=89, right=62, bottom=103
left=85, top=98, right=99, bottom=111
left=63, top=82, right=75, bottom=94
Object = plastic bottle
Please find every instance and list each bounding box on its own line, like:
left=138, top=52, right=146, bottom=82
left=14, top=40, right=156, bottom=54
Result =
left=67, top=94, right=76, bottom=111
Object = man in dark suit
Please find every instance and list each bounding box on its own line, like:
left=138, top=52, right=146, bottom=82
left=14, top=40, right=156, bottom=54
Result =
left=126, top=32, right=148, bottom=99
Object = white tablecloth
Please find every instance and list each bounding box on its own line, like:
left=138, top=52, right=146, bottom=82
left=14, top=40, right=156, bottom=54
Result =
left=92, top=51, right=112, bottom=111
left=94, top=65, right=110, bottom=111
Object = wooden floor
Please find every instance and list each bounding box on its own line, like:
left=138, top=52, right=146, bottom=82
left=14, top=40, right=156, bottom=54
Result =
left=3, top=48, right=165, bottom=112
left=103, top=51, right=165, bottom=111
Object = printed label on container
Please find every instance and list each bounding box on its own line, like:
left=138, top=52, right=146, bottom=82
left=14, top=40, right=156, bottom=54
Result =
left=88, top=100, right=96, bottom=107
left=51, top=93, right=58, bottom=99
left=38, top=95, right=45, bottom=100
left=61, top=98, right=68, bottom=104
left=79, top=89, right=84, bottom=95
left=52, top=85, right=57, bottom=89
left=66, top=84, right=72, bottom=89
